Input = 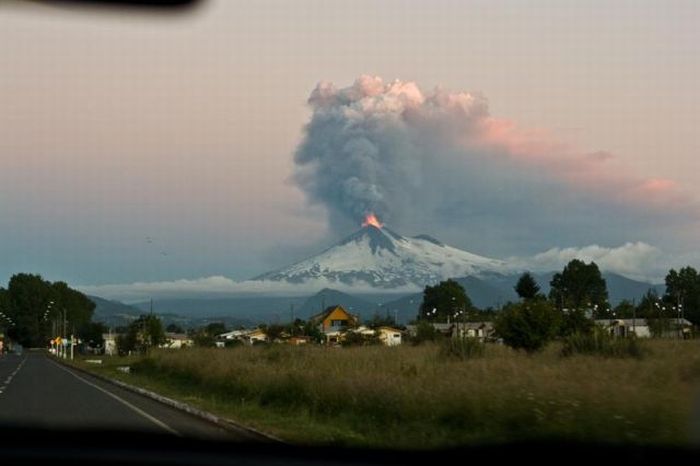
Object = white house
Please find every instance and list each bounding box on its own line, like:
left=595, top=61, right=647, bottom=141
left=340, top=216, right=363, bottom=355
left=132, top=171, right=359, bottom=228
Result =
left=218, top=329, right=249, bottom=341
left=376, top=326, right=402, bottom=346
left=217, top=328, right=269, bottom=345
left=452, top=322, right=495, bottom=341
left=219, top=328, right=268, bottom=345
left=595, top=318, right=692, bottom=338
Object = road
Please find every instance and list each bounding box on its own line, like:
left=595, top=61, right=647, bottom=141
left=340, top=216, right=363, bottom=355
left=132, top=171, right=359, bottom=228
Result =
left=0, top=352, right=244, bottom=439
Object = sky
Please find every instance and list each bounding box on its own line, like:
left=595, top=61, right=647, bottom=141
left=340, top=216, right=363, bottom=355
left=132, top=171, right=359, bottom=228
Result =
left=1, top=0, right=699, bottom=288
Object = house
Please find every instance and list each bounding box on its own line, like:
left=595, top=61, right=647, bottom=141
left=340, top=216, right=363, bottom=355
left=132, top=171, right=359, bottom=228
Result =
left=340, top=325, right=402, bottom=346
left=218, top=329, right=249, bottom=341
left=453, top=322, right=495, bottom=341
left=323, top=329, right=345, bottom=346
left=161, top=333, right=194, bottom=349
left=595, top=318, right=692, bottom=338
left=288, top=336, right=311, bottom=345
left=309, top=305, right=359, bottom=332
left=216, top=328, right=268, bottom=345
left=242, top=328, right=269, bottom=345
left=376, top=326, right=402, bottom=346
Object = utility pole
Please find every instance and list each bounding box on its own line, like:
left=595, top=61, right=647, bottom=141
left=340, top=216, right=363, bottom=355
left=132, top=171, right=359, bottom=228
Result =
left=63, top=308, right=67, bottom=359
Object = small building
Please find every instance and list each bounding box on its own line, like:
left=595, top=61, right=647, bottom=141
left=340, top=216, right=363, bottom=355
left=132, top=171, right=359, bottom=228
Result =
left=162, top=333, right=194, bottom=349
left=323, top=329, right=345, bottom=346
left=218, top=329, right=248, bottom=341
left=242, top=328, right=268, bottom=345
left=453, top=322, right=495, bottom=341
left=377, top=326, right=402, bottom=346
left=309, top=305, right=359, bottom=332
left=217, top=328, right=268, bottom=345
left=595, top=318, right=692, bottom=339
left=288, top=336, right=311, bottom=345
left=102, top=333, right=118, bottom=356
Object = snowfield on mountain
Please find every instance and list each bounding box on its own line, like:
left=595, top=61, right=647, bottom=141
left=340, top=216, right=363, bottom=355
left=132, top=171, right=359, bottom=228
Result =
left=255, top=225, right=508, bottom=289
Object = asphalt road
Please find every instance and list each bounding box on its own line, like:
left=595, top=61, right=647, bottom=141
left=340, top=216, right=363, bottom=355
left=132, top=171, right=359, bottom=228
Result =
left=0, top=352, right=243, bottom=439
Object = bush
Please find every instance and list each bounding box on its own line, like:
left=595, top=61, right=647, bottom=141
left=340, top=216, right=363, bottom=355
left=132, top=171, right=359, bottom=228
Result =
left=559, top=309, right=594, bottom=337
left=439, top=336, right=485, bottom=360
left=494, top=300, right=561, bottom=353
left=343, top=331, right=381, bottom=347
left=412, top=320, right=439, bottom=345
left=562, top=327, right=647, bottom=359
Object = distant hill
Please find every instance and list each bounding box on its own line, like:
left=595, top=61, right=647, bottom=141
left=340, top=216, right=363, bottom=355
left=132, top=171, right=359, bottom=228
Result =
left=132, top=296, right=309, bottom=325
left=89, top=295, right=256, bottom=329
left=88, top=295, right=142, bottom=328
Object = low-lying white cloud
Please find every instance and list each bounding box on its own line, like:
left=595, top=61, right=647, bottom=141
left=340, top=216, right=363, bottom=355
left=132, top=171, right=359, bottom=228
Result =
left=79, top=276, right=421, bottom=303
left=509, top=242, right=665, bottom=282
left=81, top=242, right=683, bottom=302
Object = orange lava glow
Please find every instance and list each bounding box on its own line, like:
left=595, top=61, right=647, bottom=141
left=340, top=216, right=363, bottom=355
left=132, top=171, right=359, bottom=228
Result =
left=362, top=213, right=383, bottom=228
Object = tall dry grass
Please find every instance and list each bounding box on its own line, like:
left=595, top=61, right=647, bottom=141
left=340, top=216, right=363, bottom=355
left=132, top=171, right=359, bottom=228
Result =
left=131, top=340, right=700, bottom=448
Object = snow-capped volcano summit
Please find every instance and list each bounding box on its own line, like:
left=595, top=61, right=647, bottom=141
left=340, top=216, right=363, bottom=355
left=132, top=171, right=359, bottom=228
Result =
left=255, top=224, right=507, bottom=289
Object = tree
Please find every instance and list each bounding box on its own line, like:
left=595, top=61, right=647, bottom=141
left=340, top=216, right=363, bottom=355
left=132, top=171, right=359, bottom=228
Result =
left=205, top=322, right=227, bottom=337
left=494, top=300, right=561, bottom=353
left=664, top=266, right=700, bottom=325
left=411, top=320, right=439, bottom=345
left=118, top=315, right=166, bottom=354
left=166, top=323, right=184, bottom=334
left=515, top=272, right=541, bottom=300
left=342, top=330, right=380, bottom=347
left=302, top=320, right=324, bottom=344
left=613, top=300, right=636, bottom=319
left=190, top=322, right=227, bottom=347
left=366, top=312, right=396, bottom=329
left=636, top=289, right=662, bottom=319
left=418, top=279, right=473, bottom=322
left=78, top=321, right=107, bottom=350
left=3, top=273, right=95, bottom=347
left=264, top=324, right=286, bottom=342
left=559, top=309, right=594, bottom=337
left=549, top=260, right=608, bottom=311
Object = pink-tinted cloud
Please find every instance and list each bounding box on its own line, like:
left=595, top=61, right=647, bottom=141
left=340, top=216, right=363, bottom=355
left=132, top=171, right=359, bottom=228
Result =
left=294, top=75, right=700, bottom=252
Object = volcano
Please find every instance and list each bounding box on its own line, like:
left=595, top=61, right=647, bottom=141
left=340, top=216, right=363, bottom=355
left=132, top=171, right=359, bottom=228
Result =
left=255, top=224, right=507, bottom=289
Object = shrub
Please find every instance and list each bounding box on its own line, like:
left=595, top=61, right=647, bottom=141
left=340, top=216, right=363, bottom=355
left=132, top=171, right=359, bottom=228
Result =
left=494, top=300, right=561, bottom=353
left=561, top=327, right=647, bottom=359
left=439, top=336, right=485, bottom=360
left=343, top=331, right=381, bottom=347
left=559, top=309, right=594, bottom=337
left=412, top=320, right=439, bottom=345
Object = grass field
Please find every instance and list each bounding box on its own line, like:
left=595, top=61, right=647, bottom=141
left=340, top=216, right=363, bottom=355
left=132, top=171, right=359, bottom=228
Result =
left=77, top=340, right=700, bottom=449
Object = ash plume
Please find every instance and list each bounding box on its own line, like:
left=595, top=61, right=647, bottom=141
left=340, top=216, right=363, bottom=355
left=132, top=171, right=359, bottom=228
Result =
left=293, top=75, right=699, bottom=254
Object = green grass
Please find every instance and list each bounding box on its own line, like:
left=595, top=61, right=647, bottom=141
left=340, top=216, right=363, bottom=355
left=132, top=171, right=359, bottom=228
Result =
left=74, top=340, right=700, bottom=449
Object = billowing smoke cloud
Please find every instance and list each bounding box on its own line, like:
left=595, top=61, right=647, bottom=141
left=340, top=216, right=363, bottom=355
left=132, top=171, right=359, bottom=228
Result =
left=293, top=76, right=699, bottom=255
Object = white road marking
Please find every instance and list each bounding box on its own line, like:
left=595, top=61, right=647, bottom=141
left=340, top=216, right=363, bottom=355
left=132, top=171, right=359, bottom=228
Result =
left=0, top=357, right=26, bottom=396
left=48, top=358, right=180, bottom=436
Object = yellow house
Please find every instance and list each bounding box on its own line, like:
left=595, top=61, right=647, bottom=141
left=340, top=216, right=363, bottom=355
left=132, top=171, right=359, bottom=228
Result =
left=309, top=305, right=359, bottom=331
left=243, top=328, right=268, bottom=345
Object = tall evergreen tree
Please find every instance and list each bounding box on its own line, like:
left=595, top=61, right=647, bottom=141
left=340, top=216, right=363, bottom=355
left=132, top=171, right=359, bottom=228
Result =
left=515, top=272, right=541, bottom=300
